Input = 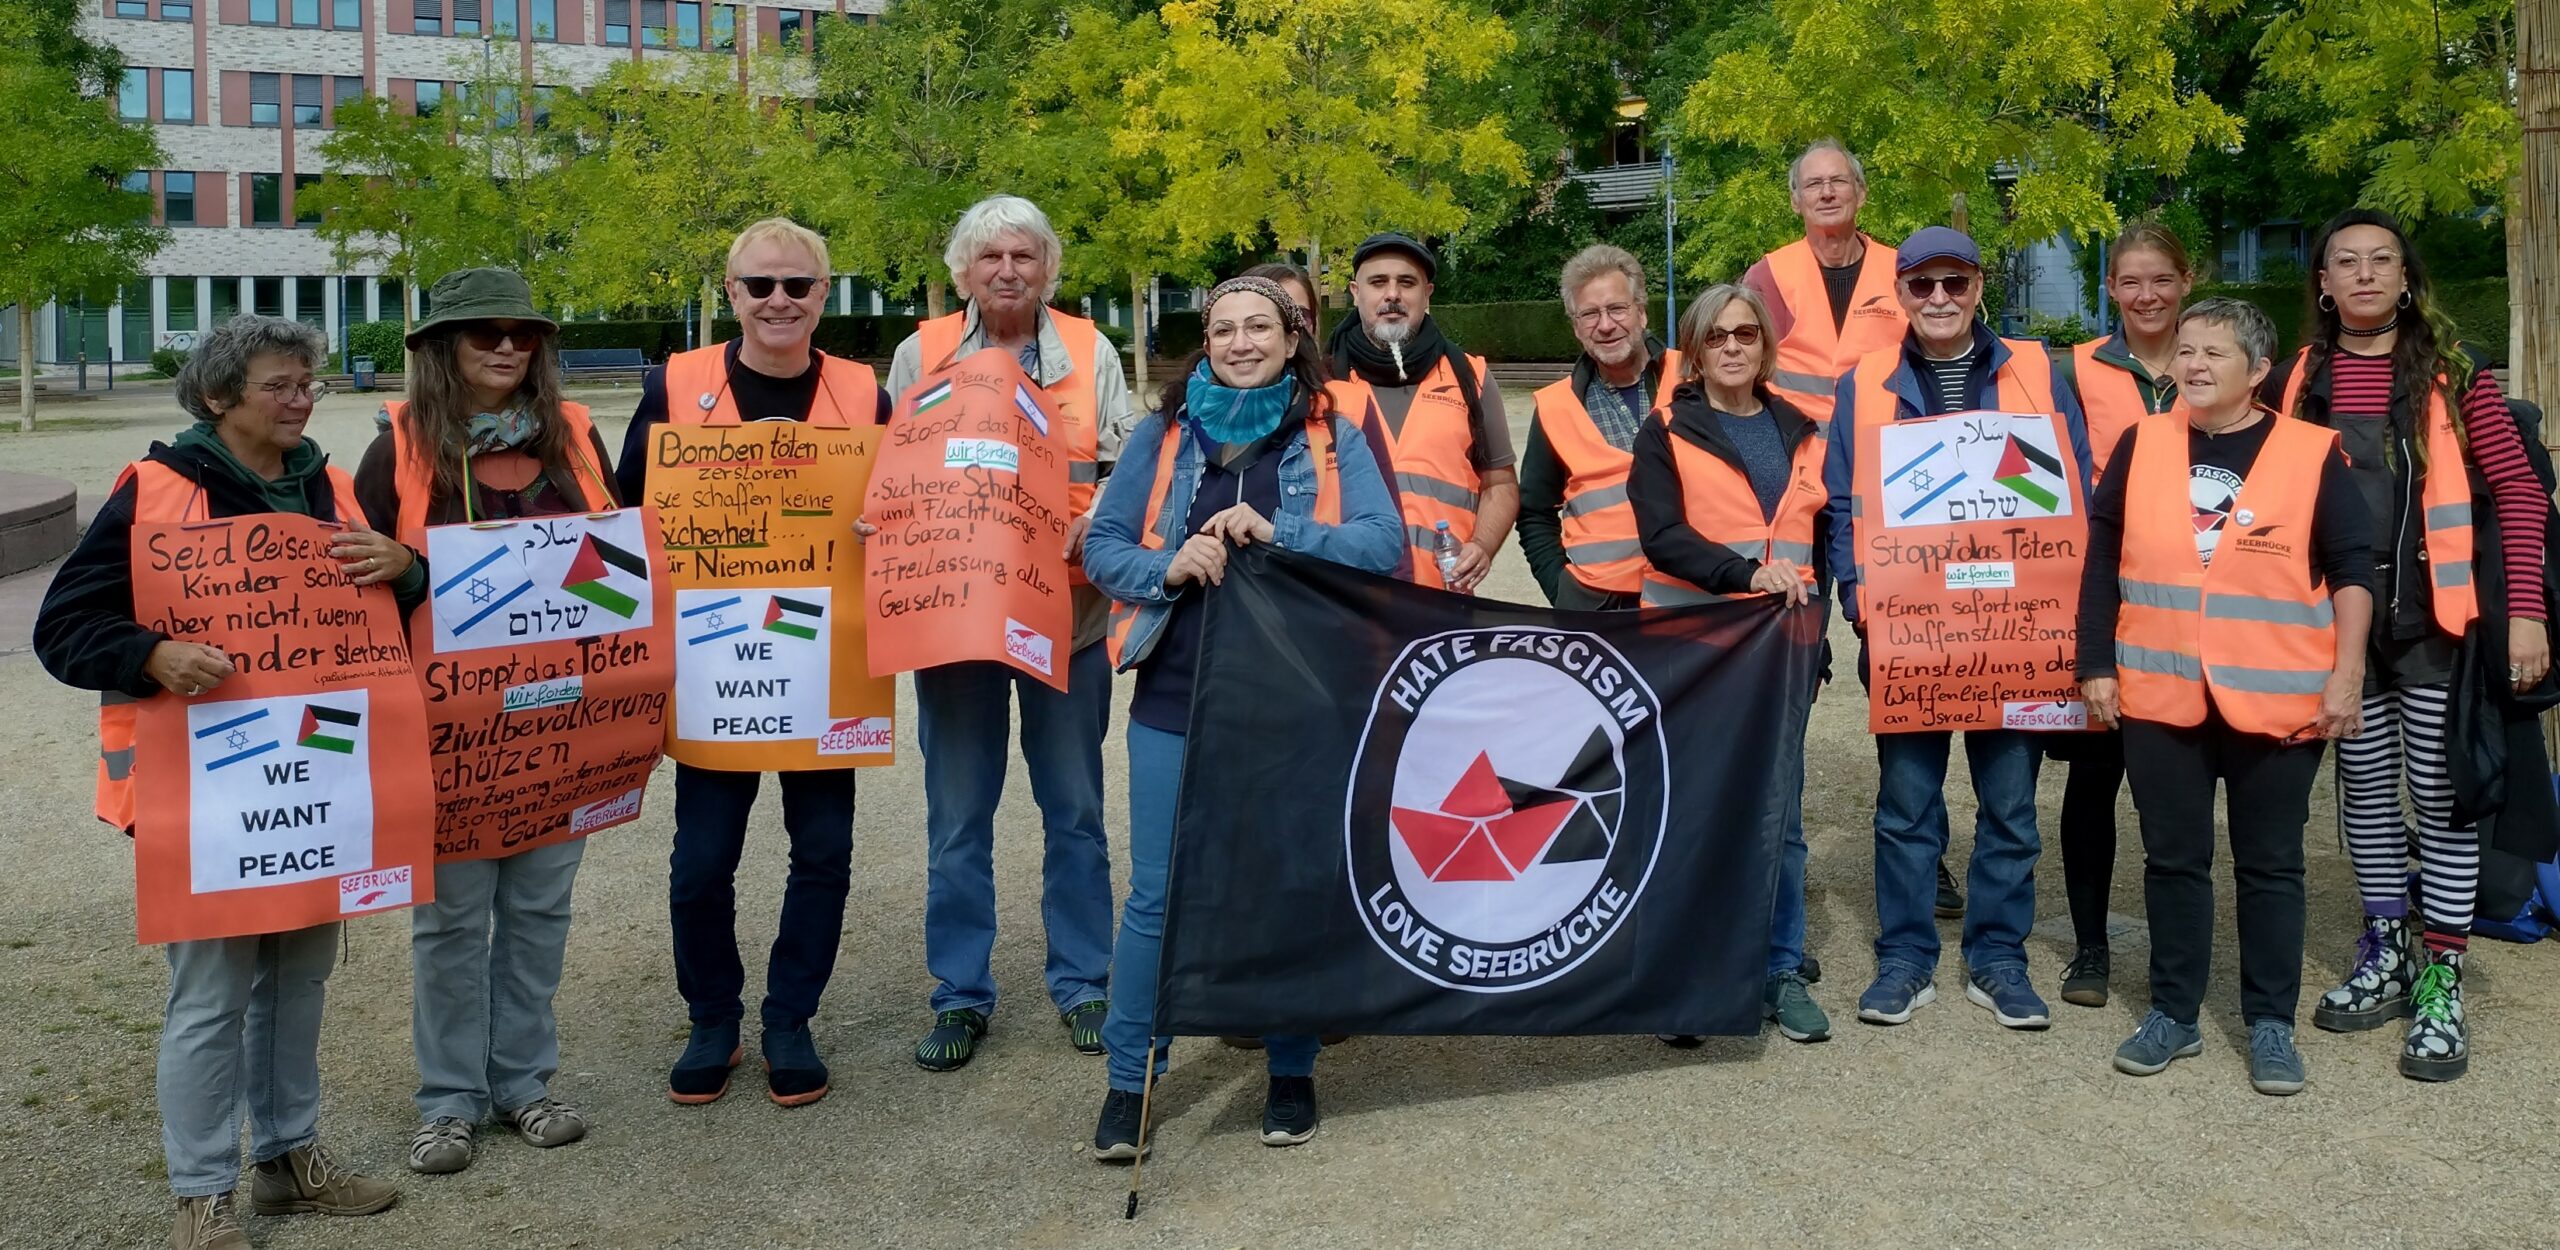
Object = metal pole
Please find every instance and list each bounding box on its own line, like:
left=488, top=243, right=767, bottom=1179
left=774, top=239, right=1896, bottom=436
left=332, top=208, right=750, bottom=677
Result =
left=1661, top=151, right=1677, bottom=328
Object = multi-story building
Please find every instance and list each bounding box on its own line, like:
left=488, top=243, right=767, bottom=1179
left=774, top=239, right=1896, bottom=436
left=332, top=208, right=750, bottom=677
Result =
left=19, top=0, right=886, bottom=369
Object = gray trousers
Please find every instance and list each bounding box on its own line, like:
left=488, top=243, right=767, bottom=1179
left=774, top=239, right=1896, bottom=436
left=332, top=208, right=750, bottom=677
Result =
left=159, top=923, right=339, bottom=1197
left=411, top=837, right=586, bottom=1123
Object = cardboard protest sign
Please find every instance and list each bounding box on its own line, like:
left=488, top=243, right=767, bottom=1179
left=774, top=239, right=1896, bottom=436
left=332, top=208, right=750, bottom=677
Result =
left=1853, top=409, right=2089, bottom=733
left=128, top=513, right=436, bottom=943
left=413, top=509, right=674, bottom=860
left=863, top=348, right=1073, bottom=691
left=643, top=421, right=894, bottom=768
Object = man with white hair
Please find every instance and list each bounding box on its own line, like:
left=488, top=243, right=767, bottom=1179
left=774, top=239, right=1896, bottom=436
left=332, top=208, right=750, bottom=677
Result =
left=1742, top=140, right=1908, bottom=430
left=1516, top=244, right=1675, bottom=610
left=885, top=193, right=1133, bottom=1073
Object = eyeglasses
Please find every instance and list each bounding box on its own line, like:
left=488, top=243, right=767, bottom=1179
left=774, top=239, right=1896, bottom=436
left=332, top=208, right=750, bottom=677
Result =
left=1797, top=176, right=1857, bottom=195
left=253, top=379, right=321, bottom=401
left=459, top=325, right=539, bottom=351
left=1903, top=274, right=1974, bottom=300
left=1572, top=303, right=1639, bottom=329
left=2325, top=251, right=2402, bottom=276
left=1701, top=324, right=1764, bottom=349
left=1208, top=318, right=1285, bottom=342
left=733, top=274, right=822, bottom=299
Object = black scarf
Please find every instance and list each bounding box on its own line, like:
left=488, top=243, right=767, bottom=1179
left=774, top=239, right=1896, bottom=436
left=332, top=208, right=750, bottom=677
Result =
left=1326, top=312, right=1494, bottom=433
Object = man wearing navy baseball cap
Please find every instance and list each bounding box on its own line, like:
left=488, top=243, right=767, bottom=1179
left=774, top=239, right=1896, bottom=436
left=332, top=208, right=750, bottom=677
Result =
left=1817, top=223, right=2095, bottom=1036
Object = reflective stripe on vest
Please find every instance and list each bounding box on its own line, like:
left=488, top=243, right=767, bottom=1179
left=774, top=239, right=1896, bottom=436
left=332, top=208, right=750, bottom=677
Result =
left=380, top=399, right=613, bottom=549
left=1844, top=340, right=2060, bottom=589
left=1764, top=236, right=1907, bottom=427
left=2113, top=411, right=2340, bottom=738
left=1377, top=353, right=1490, bottom=589
left=2274, top=347, right=2477, bottom=637
left=1638, top=412, right=1825, bottom=608
left=94, top=460, right=369, bottom=830
left=1531, top=353, right=1678, bottom=596
left=2070, top=339, right=2181, bottom=480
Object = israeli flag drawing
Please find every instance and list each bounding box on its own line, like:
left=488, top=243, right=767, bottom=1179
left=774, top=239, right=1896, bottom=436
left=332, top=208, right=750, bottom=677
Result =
left=1013, top=383, right=1051, bottom=437
left=195, top=708, right=278, bottom=771
left=433, top=542, right=537, bottom=637
left=683, top=595, right=748, bottom=646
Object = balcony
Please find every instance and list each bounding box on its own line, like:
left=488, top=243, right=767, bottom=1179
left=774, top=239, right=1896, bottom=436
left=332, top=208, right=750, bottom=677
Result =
left=1568, top=161, right=1665, bottom=212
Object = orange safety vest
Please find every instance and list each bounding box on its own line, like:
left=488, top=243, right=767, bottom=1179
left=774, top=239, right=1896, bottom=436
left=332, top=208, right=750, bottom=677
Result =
left=2273, top=347, right=2477, bottom=637
left=1843, top=339, right=2062, bottom=588
left=662, top=344, right=880, bottom=431
left=94, top=459, right=369, bottom=831
left=915, top=310, right=1102, bottom=517
left=1531, top=350, right=1681, bottom=596
left=1765, top=236, right=1908, bottom=427
left=1103, top=407, right=1343, bottom=668
left=1342, top=353, right=1491, bottom=589
left=2114, top=412, right=2342, bottom=738
left=378, top=399, right=614, bottom=548
left=1638, top=404, right=1825, bottom=607
left=2070, top=339, right=2182, bottom=480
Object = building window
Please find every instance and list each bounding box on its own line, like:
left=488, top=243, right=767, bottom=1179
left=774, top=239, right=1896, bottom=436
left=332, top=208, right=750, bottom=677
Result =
left=210, top=280, right=240, bottom=325
left=295, top=278, right=327, bottom=327
left=333, top=0, right=359, bottom=25
left=250, top=73, right=280, bottom=126
left=708, top=3, right=733, bottom=48
left=292, top=0, right=318, bottom=24
left=123, top=280, right=154, bottom=361
left=413, top=0, right=442, bottom=33
left=530, top=0, right=554, bottom=37
left=250, top=0, right=277, bottom=22
left=294, top=174, right=322, bottom=225
left=118, top=68, right=148, bottom=121
left=452, top=0, right=480, bottom=35
left=603, top=0, right=629, bottom=44
left=116, top=0, right=148, bottom=17
left=776, top=7, right=803, bottom=48
left=334, top=76, right=363, bottom=111
left=675, top=1, right=700, bottom=46
left=163, top=69, right=194, bottom=122
left=250, top=173, right=282, bottom=227
left=169, top=280, right=200, bottom=332
left=164, top=171, right=196, bottom=225
left=415, top=80, right=444, bottom=118
left=380, top=279, right=404, bottom=322
left=121, top=170, right=150, bottom=198
left=493, top=0, right=516, bottom=36
left=253, top=277, right=283, bottom=319
left=531, top=84, right=555, bottom=129
left=291, top=75, right=322, bottom=127
left=161, top=0, right=192, bottom=18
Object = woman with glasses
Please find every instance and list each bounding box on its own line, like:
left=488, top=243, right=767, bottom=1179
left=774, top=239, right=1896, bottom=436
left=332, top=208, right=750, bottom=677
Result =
left=1082, top=275, right=1404, bottom=1159
left=35, top=315, right=408, bottom=1250
left=2264, top=209, right=2549, bottom=1082
left=1631, top=283, right=1830, bottom=1044
left=351, top=267, right=621, bottom=1174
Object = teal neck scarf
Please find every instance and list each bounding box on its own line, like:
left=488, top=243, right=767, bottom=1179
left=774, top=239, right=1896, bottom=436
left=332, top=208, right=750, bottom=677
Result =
left=1185, top=358, right=1295, bottom=446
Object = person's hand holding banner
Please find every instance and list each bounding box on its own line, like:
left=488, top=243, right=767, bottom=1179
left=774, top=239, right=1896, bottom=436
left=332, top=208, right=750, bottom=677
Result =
left=146, top=641, right=237, bottom=697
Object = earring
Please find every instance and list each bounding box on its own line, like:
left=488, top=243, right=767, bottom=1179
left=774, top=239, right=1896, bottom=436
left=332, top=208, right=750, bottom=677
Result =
left=2317, top=294, right=2335, bottom=312
left=2398, top=290, right=2413, bottom=309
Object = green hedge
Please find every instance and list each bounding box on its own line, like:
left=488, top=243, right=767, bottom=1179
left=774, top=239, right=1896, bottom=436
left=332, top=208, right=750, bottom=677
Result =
left=343, top=320, right=405, bottom=369
left=2189, top=279, right=2510, bottom=367
left=1159, top=300, right=1586, bottom=362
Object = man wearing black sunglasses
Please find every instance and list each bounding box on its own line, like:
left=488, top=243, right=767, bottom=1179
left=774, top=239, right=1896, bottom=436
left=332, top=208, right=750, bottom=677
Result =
left=1818, top=225, right=2096, bottom=1038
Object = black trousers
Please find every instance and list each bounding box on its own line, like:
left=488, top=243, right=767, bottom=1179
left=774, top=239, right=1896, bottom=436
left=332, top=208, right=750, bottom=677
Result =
left=2121, top=711, right=2325, bottom=1026
left=2057, top=730, right=2127, bottom=949
left=668, top=764, right=857, bottom=1028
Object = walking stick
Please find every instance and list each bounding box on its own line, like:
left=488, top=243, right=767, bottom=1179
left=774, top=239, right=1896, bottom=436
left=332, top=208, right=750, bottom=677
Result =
left=1124, top=1040, right=1160, bottom=1219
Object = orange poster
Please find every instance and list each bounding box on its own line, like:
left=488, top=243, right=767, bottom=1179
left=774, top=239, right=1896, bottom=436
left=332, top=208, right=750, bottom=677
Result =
left=863, top=348, right=1073, bottom=691
left=1852, top=409, right=2089, bottom=733
left=641, top=422, right=894, bottom=768
left=127, top=513, right=437, bottom=944
left=411, top=508, right=674, bottom=860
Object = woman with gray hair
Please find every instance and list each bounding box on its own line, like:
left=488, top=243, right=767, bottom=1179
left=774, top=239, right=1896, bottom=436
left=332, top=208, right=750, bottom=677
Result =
left=34, top=314, right=410, bottom=1250
left=2075, top=297, right=2375, bottom=1096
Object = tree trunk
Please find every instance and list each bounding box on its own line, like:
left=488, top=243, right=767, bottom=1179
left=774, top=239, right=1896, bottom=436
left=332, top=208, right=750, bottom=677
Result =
left=17, top=301, right=36, bottom=433
left=1130, top=271, right=1149, bottom=395
left=400, top=272, right=416, bottom=380
left=699, top=276, right=717, bottom=352
left=1950, top=191, right=1970, bottom=235
left=2518, top=0, right=2556, bottom=443
left=1306, top=233, right=1325, bottom=343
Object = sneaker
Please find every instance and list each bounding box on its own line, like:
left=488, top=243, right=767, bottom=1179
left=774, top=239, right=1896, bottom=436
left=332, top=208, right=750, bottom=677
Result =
left=1965, top=965, right=2051, bottom=1030
left=1800, top=954, right=1823, bottom=985
left=2060, top=945, right=2110, bottom=1009
left=763, top=1022, right=831, bottom=1107
left=169, top=1193, right=249, bottom=1250
left=249, top=1143, right=400, bottom=1217
left=1062, top=1001, right=1107, bottom=1056
left=1934, top=860, right=1964, bottom=918
left=2249, top=1019, right=2307, bottom=1095
left=2314, top=914, right=2415, bottom=1032
left=404, top=1116, right=474, bottom=1174
left=2112, top=1010, right=2203, bottom=1075
left=914, top=1008, right=989, bottom=1072
left=2400, top=950, right=2469, bottom=1081
left=503, top=1096, right=587, bottom=1147
left=1763, top=970, right=1831, bottom=1042
left=1091, top=1088, right=1148, bottom=1162
left=1261, top=1075, right=1318, bottom=1147
left=668, top=1020, right=742, bottom=1105
left=1856, top=967, right=1936, bottom=1025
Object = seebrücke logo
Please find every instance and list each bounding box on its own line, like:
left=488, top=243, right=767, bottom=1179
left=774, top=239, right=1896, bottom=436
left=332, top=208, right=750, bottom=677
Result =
left=1345, top=627, right=1667, bottom=992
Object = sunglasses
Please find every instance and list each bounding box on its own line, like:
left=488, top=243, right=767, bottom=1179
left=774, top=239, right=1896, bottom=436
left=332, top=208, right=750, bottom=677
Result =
left=733, top=274, right=823, bottom=299
left=1702, top=325, right=1764, bottom=348
left=458, top=325, right=540, bottom=351
left=1903, top=274, right=1974, bottom=300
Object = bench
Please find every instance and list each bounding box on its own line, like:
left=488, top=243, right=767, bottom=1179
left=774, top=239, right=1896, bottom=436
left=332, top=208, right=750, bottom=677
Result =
left=560, top=348, right=650, bottom=375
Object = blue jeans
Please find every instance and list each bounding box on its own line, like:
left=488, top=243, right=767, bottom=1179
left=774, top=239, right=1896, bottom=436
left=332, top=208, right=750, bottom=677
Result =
left=1872, top=729, right=2042, bottom=976
left=1104, top=721, right=1318, bottom=1091
left=668, top=765, right=855, bottom=1028
left=412, top=837, right=585, bottom=1122
left=915, top=641, right=1115, bottom=1017
left=159, top=925, right=337, bottom=1196
left=1770, top=776, right=1810, bottom=978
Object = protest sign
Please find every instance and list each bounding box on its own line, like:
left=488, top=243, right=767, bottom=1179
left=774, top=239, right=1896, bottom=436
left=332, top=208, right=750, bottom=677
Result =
left=863, top=348, right=1073, bottom=691
left=643, top=422, right=895, bottom=768
left=414, top=509, right=674, bottom=860
left=127, top=511, right=436, bottom=944
left=1854, top=409, right=2090, bottom=733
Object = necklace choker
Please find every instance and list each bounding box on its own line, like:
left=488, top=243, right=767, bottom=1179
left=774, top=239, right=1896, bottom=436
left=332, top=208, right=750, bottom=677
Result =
left=2337, top=316, right=2398, bottom=338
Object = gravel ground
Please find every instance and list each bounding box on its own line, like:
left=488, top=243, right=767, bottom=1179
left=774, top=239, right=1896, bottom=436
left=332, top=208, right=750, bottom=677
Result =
left=1, top=382, right=2555, bottom=1250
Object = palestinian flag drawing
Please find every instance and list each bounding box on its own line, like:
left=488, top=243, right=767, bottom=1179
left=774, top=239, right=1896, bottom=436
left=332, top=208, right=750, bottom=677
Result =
left=560, top=533, right=649, bottom=619
left=912, top=378, right=954, bottom=416
left=298, top=704, right=360, bottom=754
left=1993, top=431, right=2067, bottom=513
left=763, top=594, right=823, bottom=641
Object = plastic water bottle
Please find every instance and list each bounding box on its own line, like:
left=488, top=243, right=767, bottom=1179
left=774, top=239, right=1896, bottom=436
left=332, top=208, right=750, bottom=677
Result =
left=1432, top=520, right=1462, bottom=583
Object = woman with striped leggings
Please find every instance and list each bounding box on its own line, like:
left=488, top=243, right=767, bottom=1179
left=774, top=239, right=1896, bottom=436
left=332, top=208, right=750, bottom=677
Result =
left=2262, top=209, right=2550, bottom=1081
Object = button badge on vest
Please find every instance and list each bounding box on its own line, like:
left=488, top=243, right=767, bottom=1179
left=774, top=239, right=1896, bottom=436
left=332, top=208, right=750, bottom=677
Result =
left=698, top=392, right=718, bottom=411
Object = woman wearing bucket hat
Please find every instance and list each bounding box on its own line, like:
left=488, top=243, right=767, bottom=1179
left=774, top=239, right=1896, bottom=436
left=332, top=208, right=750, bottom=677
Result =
left=352, top=267, right=620, bottom=1175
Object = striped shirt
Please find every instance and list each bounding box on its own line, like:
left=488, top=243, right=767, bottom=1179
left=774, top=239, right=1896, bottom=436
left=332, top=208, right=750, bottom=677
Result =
left=2329, top=351, right=2547, bottom=619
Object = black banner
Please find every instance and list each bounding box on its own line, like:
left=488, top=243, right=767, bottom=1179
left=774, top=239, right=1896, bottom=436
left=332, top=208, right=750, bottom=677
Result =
left=1157, top=546, right=1825, bottom=1037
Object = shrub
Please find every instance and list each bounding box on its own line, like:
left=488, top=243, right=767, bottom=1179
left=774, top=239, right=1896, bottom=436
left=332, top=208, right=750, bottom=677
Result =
left=148, top=347, right=188, bottom=378
left=2021, top=312, right=2095, bottom=349
left=342, top=320, right=405, bottom=371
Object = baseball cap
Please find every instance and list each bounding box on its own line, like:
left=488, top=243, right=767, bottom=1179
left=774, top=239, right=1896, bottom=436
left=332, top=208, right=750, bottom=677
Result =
left=1351, top=233, right=1438, bottom=282
left=1896, top=226, right=1982, bottom=273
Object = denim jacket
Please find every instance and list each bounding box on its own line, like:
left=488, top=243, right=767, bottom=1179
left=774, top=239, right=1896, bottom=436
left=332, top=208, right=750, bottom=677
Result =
left=1084, top=404, right=1405, bottom=670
